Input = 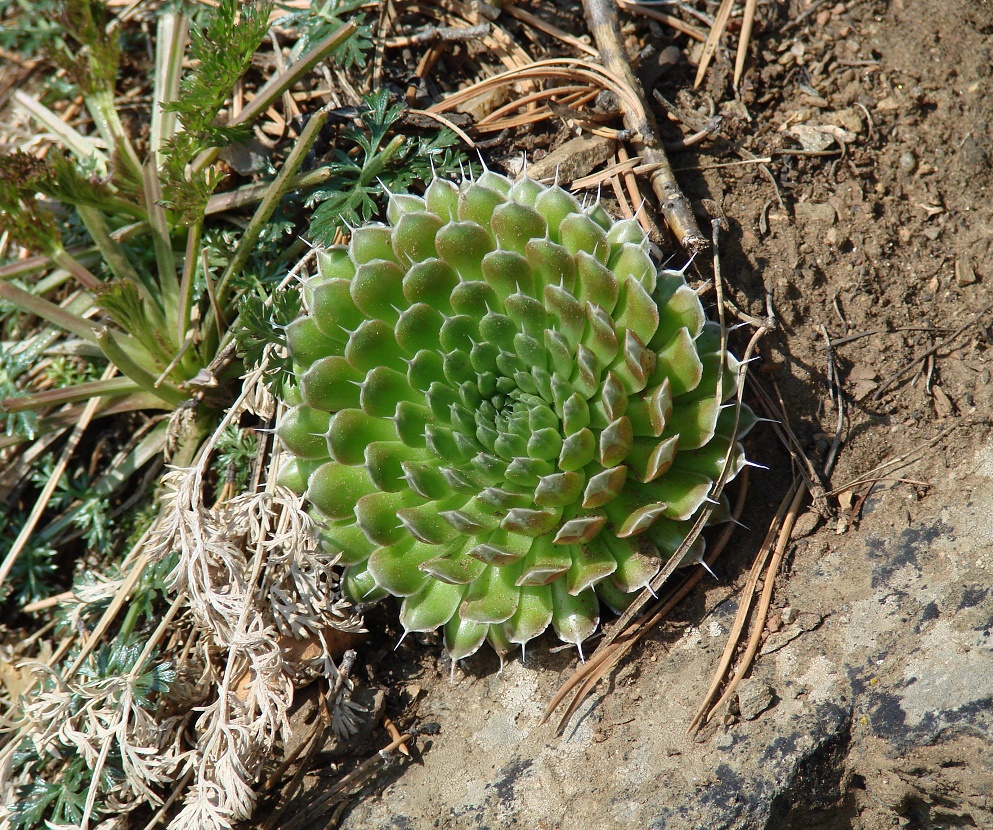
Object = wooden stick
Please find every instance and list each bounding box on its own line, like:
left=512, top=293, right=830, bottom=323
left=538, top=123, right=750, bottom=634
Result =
left=582, top=0, right=708, bottom=254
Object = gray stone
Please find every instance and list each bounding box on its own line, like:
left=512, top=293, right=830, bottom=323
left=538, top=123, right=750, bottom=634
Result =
left=334, top=441, right=993, bottom=830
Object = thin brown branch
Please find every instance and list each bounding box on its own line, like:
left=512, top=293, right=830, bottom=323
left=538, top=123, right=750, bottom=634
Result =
left=582, top=0, right=709, bottom=254
left=746, top=377, right=832, bottom=516
left=385, top=22, right=491, bottom=49
left=825, top=421, right=961, bottom=498
left=734, top=0, right=759, bottom=86
left=687, top=477, right=799, bottom=732
left=616, top=1, right=709, bottom=42
left=693, top=0, right=735, bottom=89
left=543, top=468, right=751, bottom=730
left=278, top=731, right=416, bottom=830
left=503, top=4, right=600, bottom=57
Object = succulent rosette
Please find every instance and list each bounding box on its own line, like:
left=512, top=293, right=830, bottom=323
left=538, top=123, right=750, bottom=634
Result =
left=276, top=170, right=756, bottom=661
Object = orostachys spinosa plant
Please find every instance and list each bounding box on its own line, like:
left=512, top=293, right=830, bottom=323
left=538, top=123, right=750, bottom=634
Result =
left=276, top=169, right=757, bottom=663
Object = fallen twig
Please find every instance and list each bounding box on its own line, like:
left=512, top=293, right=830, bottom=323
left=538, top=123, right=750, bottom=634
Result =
left=385, top=22, right=491, bottom=48
left=582, top=0, right=709, bottom=253
left=815, top=325, right=953, bottom=350
left=597, top=222, right=770, bottom=645
left=693, top=0, right=735, bottom=89
left=616, top=0, right=708, bottom=42
left=503, top=3, right=600, bottom=57
left=666, top=115, right=725, bottom=151
left=826, top=422, right=962, bottom=498
left=735, top=0, right=759, bottom=86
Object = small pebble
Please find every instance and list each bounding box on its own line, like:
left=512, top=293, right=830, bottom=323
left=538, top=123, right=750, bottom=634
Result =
left=899, top=151, right=918, bottom=175
left=955, top=257, right=977, bottom=287
left=792, top=511, right=821, bottom=538
left=737, top=681, right=776, bottom=721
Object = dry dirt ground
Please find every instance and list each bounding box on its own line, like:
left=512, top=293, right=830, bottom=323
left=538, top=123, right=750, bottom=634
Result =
left=303, top=0, right=993, bottom=828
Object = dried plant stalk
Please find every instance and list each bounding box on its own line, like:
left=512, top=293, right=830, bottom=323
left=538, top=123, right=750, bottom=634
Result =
left=582, top=0, right=708, bottom=254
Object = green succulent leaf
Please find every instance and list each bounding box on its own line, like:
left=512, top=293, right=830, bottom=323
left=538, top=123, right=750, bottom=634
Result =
left=278, top=170, right=755, bottom=659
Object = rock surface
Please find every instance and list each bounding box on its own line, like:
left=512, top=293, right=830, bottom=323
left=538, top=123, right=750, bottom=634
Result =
left=339, top=441, right=993, bottom=830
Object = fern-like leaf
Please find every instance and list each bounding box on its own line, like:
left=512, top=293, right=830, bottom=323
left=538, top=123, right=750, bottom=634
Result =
left=234, top=287, right=301, bottom=396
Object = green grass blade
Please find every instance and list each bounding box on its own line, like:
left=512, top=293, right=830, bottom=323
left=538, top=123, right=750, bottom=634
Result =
left=150, top=11, right=189, bottom=161
left=215, top=105, right=331, bottom=305
left=0, top=280, right=99, bottom=344
left=97, top=328, right=187, bottom=407
left=142, top=161, right=179, bottom=320
left=75, top=205, right=143, bottom=284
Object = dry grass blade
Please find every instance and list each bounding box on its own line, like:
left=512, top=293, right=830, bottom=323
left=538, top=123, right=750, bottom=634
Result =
left=543, top=468, right=750, bottom=730
left=607, top=165, right=636, bottom=220
left=690, top=481, right=808, bottom=729
left=615, top=143, right=651, bottom=233
left=477, top=87, right=597, bottom=133
left=734, top=0, right=759, bottom=86
left=593, top=221, right=765, bottom=649
left=617, top=0, right=708, bottom=42
left=826, top=422, right=960, bottom=498
left=66, top=550, right=152, bottom=680
left=571, top=155, right=646, bottom=189
left=138, top=769, right=195, bottom=830
left=820, top=324, right=844, bottom=479
left=428, top=59, right=646, bottom=123
left=747, top=377, right=831, bottom=515
left=407, top=108, right=476, bottom=147
left=415, top=0, right=534, bottom=73
left=544, top=221, right=773, bottom=730
left=871, top=299, right=993, bottom=400
left=260, top=697, right=330, bottom=830
left=479, top=90, right=604, bottom=133
left=503, top=4, right=600, bottom=57
left=693, top=0, right=735, bottom=89
left=687, top=478, right=801, bottom=732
